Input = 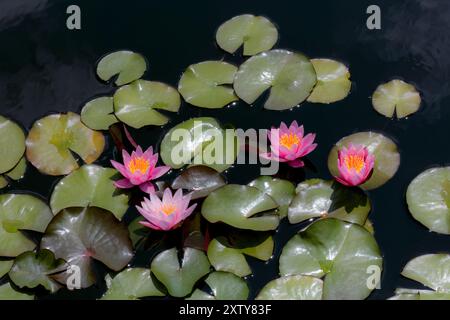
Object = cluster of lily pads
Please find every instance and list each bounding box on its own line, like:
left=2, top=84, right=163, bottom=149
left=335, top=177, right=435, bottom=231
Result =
left=0, top=13, right=446, bottom=300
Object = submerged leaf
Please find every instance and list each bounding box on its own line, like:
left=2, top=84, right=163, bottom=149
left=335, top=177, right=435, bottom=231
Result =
left=0, top=115, right=26, bottom=174
left=97, top=51, right=147, bottom=86
left=188, top=272, right=249, bottom=300
left=256, top=275, right=323, bottom=300
left=81, top=96, right=118, bottom=130
left=172, top=165, right=226, bottom=199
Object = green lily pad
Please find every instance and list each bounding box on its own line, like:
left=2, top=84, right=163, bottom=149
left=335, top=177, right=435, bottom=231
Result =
left=372, top=79, right=421, bottom=118
left=160, top=117, right=238, bottom=173
left=101, top=268, right=165, bottom=300
left=390, top=288, right=450, bottom=300
left=328, top=131, right=400, bottom=190
left=216, top=14, right=278, bottom=56
left=172, top=166, right=226, bottom=200
left=188, top=272, right=249, bottom=300
left=128, top=216, right=147, bottom=248
left=81, top=96, right=118, bottom=130
left=178, top=61, right=238, bottom=109
left=406, top=167, right=450, bottom=234
left=41, top=207, right=133, bottom=288
left=233, top=49, right=317, bottom=110
left=401, top=254, right=450, bottom=292
left=97, top=51, right=147, bottom=86
left=288, top=179, right=371, bottom=225
left=26, top=112, right=105, bottom=176
left=50, top=164, right=130, bottom=220
left=0, top=260, right=13, bottom=278
left=279, top=218, right=382, bottom=300
left=0, top=194, right=53, bottom=257
left=201, top=184, right=280, bottom=231
left=0, top=282, right=34, bottom=300
left=248, top=176, right=295, bottom=218
left=256, top=275, right=323, bottom=300
left=363, top=219, right=375, bottom=234
left=9, top=250, right=66, bottom=293
left=0, top=115, right=26, bottom=174
left=307, top=59, right=351, bottom=104
left=0, top=157, right=27, bottom=189
left=151, top=247, right=210, bottom=298
left=113, top=80, right=180, bottom=129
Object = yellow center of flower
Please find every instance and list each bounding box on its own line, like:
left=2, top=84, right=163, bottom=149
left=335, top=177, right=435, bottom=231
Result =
left=279, top=133, right=300, bottom=150
left=161, top=203, right=177, bottom=216
left=127, top=157, right=150, bottom=174
left=344, top=155, right=364, bottom=173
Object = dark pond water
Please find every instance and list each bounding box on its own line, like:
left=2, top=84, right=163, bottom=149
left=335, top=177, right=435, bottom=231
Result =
left=1, top=0, right=450, bottom=300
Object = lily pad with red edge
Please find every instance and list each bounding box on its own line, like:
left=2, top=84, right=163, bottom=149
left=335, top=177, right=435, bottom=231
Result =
left=26, top=112, right=105, bottom=176
left=201, top=184, right=279, bottom=231
left=171, top=165, right=226, bottom=200
left=41, top=207, right=133, bottom=288
left=8, top=249, right=66, bottom=293
left=327, top=131, right=400, bottom=190
left=50, top=164, right=130, bottom=220
left=0, top=194, right=53, bottom=257
left=96, top=51, right=147, bottom=86
left=81, top=96, right=118, bottom=130
left=187, top=271, right=249, bottom=300
left=150, top=247, right=210, bottom=298
left=279, top=218, right=382, bottom=300
left=256, top=275, right=323, bottom=300
left=0, top=115, right=26, bottom=174
left=0, top=282, right=34, bottom=300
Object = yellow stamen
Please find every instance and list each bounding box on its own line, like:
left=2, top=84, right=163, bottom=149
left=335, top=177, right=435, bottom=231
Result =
left=344, top=155, right=364, bottom=173
left=279, top=133, right=301, bottom=149
left=127, top=157, right=150, bottom=174
left=161, top=203, right=177, bottom=216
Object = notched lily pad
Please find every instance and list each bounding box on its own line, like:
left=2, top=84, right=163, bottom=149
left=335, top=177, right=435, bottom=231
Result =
left=178, top=61, right=238, bottom=109
left=26, top=112, right=105, bottom=176
left=188, top=272, right=249, bottom=300
left=256, top=275, right=323, bottom=300
left=233, top=49, right=317, bottom=110
left=97, top=51, right=147, bottom=86
left=81, top=96, right=118, bottom=130
left=0, top=115, right=26, bottom=174
left=401, top=254, right=450, bottom=292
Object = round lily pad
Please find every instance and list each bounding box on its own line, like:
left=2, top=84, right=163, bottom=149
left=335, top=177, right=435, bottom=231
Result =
left=178, top=61, right=238, bottom=109
left=288, top=179, right=371, bottom=225
left=279, top=218, right=382, bottom=300
left=0, top=194, right=53, bottom=257
left=101, top=268, right=165, bottom=300
left=151, top=247, right=210, bottom=298
left=188, top=272, right=249, bottom=300
left=372, top=79, right=421, bottom=119
left=41, top=207, right=133, bottom=288
left=26, top=112, right=105, bottom=176
left=233, top=49, right=317, bottom=110
left=307, top=58, right=351, bottom=104
left=0, top=282, right=34, bottom=300
left=0, top=260, right=13, bottom=278
left=0, top=115, right=26, bottom=174
left=256, top=275, right=323, bottom=300
left=401, top=254, right=450, bottom=292
left=328, top=131, right=400, bottom=190
left=201, top=184, right=280, bottom=231
left=50, top=164, right=130, bottom=220
left=0, top=157, right=27, bottom=189
left=216, top=14, right=278, bottom=56
left=160, top=117, right=238, bottom=172
left=406, top=167, right=450, bottom=234
left=81, top=96, right=118, bottom=130
left=97, top=51, right=147, bottom=86
left=113, top=80, right=180, bottom=129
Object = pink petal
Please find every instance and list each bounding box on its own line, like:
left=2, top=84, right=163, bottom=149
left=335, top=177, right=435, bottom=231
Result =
left=279, top=122, right=289, bottom=132
left=139, top=220, right=163, bottom=231
left=110, top=160, right=130, bottom=178
left=150, top=165, right=171, bottom=179
left=122, top=150, right=131, bottom=165
left=139, top=182, right=156, bottom=194
left=135, top=146, right=144, bottom=157
left=287, top=159, right=305, bottom=168
left=114, top=178, right=134, bottom=189
left=162, top=188, right=173, bottom=203
left=181, top=203, right=197, bottom=220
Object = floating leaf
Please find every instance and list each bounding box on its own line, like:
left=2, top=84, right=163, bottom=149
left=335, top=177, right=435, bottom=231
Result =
left=279, top=218, right=382, bottom=300
left=216, top=14, right=278, bottom=56
left=0, top=115, right=26, bottom=174
left=188, top=272, right=249, bottom=300
left=81, top=96, right=118, bottom=130
left=160, top=117, right=238, bottom=172
left=41, top=207, right=133, bottom=288
left=50, top=164, right=130, bottom=220
left=307, top=59, right=351, bottom=104
left=97, top=51, right=147, bottom=86
left=401, top=254, right=450, bottom=292
left=172, top=165, right=226, bottom=199
left=113, top=80, right=180, bottom=129
left=128, top=216, right=148, bottom=248
left=233, top=49, right=317, bottom=110
left=151, top=247, right=210, bottom=297
left=101, top=268, right=165, bottom=300
left=390, top=288, right=450, bottom=300
left=0, top=157, right=27, bottom=189
left=256, top=275, right=323, bottom=300
left=406, top=167, right=450, bottom=234
left=288, top=179, right=371, bottom=225
left=178, top=61, right=238, bottom=108
left=372, top=79, right=421, bottom=118
left=327, top=131, right=400, bottom=190
left=0, top=194, right=53, bottom=257
left=0, top=282, right=34, bottom=300
left=0, top=260, right=13, bottom=278
left=26, top=112, right=105, bottom=176
left=248, top=176, right=295, bottom=218
left=201, top=184, right=279, bottom=231
left=9, top=250, right=66, bottom=293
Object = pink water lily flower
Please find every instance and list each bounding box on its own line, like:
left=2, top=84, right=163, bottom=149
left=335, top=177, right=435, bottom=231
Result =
left=136, top=188, right=197, bottom=231
left=111, top=146, right=170, bottom=194
left=261, top=121, right=317, bottom=168
left=335, top=143, right=375, bottom=187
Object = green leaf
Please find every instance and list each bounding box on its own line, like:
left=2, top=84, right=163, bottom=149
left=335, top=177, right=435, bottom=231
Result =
left=188, top=272, right=249, bottom=300
left=81, top=96, right=118, bottom=130
left=0, top=115, right=26, bottom=174
left=389, top=288, right=450, bottom=300
left=97, top=51, right=147, bottom=86
left=401, top=254, right=450, bottom=292
left=0, top=260, right=13, bottom=278
left=0, top=282, right=34, bottom=300
left=0, top=157, right=27, bottom=189
left=256, top=275, right=323, bottom=300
